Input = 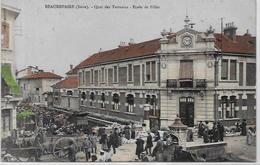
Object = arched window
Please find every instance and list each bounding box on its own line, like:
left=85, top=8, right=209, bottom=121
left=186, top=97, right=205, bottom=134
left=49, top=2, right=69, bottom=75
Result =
left=126, top=94, right=134, bottom=112
left=67, top=90, right=73, bottom=96
left=221, top=96, right=228, bottom=119
left=90, top=92, right=95, bottom=106
left=81, top=92, right=86, bottom=105
left=101, top=93, right=105, bottom=108
left=229, top=96, right=237, bottom=118
left=113, top=93, right=119, bottom=110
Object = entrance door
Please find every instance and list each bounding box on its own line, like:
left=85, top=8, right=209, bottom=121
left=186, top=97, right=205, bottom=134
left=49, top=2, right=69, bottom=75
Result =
left=179, top=97, right=194, bottom=127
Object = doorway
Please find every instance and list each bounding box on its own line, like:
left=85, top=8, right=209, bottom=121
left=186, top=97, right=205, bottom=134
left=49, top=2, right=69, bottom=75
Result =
left=179, top=97, right=194, bottom=127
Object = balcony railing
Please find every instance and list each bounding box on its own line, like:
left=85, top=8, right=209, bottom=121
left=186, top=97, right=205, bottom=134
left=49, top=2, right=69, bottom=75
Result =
left=166, top=79, right=207, bottom=88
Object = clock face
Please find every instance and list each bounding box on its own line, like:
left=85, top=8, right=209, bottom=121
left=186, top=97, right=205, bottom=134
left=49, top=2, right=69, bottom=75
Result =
left=182, top=36, right=192, bottom=46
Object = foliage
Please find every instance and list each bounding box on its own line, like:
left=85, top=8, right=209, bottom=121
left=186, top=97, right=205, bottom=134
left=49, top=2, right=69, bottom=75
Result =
left=1, top=64, right=20, bottom=94
left=17, top=110, right=35, bottom=120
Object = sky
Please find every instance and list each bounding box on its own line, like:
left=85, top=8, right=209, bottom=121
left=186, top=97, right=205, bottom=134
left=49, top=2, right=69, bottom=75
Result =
left=2, top=0, right=256, bottom=76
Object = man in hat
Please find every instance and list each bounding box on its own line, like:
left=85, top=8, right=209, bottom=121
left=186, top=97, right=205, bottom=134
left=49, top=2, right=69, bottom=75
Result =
left=145, top=132, right=153, bottom=155
left=83, top=136, right=92, bottom=161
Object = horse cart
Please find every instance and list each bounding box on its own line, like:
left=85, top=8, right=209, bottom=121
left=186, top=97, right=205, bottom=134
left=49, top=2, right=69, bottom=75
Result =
left=2, top=131, right=84, bottom=162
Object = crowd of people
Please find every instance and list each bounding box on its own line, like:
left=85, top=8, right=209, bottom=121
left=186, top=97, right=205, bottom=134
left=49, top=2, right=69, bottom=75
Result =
left=198, top=121, right=225, bottom=143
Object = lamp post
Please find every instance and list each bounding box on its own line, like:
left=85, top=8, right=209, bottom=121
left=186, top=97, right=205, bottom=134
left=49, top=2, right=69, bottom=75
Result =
left=143, top=104, right=150, bottom=131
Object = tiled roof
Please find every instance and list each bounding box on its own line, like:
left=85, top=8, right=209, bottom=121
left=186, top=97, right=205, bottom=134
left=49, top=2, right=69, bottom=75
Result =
left=66, top=38, right=161, bottom=74
left=70, top=33, right=255, bottom=72
left=19, top=72, right=62, bottom=80
left=52, top=76, right=78, bottom=89
left=214, top=33, right=256, bottom=54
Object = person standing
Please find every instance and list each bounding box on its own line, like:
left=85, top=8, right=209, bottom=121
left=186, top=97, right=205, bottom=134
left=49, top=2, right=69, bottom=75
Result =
left=124, top=125, right=131, bottom=140
left=135, top=136, right=144, bottom=159
left=90, top=132, right=98, bottom=154
left=198, top=121, right=204, bottom=138
left=100, top=133, right=109, bottom=152
left=83, top=136, right=92, bottom=161
left=235, top=120, right=241, bottom=132
left=203, top=121, right=209, bottom=143
left=131, top=124, right=136, bottom=139
left=247, top=127, right=255, bottom=145
left=217, top=121, right=225, bottom=141
left=212, top=122, right=219, bottom=142
left=67, top=141, right=76, bottom=162
left=240, top=119, right=247, bottom=136
left=145, top=132, right=153, bottom=155
left=109, top=129, right=119, bottom=154
left=152, top=139, right=164, bottom=161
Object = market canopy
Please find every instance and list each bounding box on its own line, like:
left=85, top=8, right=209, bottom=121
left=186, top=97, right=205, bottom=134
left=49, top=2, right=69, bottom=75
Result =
left=1, top=64, right=20, bottom=95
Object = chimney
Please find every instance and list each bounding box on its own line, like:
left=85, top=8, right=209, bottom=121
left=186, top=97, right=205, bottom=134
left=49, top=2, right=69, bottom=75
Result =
left=70, top=64, right=73, bottom=70
left=118, top=41, right=126, bottom=48
left=244, top=29, right=251, bottom=36
left=224, top=22, right=237, bottom=41
left=128, top=38, right=135, bottom=45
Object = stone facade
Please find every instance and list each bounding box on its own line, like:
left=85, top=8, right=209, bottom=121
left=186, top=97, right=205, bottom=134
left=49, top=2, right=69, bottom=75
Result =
left=76, top=18, right=256, bottom=129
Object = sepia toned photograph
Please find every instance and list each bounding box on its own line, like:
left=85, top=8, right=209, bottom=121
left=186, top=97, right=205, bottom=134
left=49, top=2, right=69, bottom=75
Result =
left=1, top=0, right=257, bottom=163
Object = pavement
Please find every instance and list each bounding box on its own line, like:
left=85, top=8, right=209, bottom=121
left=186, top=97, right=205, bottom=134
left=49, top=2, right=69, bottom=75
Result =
left=37, top=135, right=256, bottom=162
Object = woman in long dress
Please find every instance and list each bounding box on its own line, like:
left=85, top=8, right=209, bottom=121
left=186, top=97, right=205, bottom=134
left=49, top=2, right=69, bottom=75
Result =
left=247, top=127, right=255, bottom=145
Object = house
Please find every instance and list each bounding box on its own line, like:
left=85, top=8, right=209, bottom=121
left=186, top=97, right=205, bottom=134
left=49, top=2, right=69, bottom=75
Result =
left=16, top=65, right=40, bottom=79
left=76, top=17, right=256, bottom=129
left=18, top=71, right=62, bottom=106
left=51, top=73, right=79, bottom=112
left=1, top=4, right=22, bottom=138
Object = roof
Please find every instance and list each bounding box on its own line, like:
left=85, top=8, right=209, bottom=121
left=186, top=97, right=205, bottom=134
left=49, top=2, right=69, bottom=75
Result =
left=52, top=76, right=78, bottom=89
left=71, top=32, right=255, bottom=72
left=66, top=38, right=161, bottom=74
left=18, top=72, right=62, bottom=80
left=214, top=33, right=256, bottom=54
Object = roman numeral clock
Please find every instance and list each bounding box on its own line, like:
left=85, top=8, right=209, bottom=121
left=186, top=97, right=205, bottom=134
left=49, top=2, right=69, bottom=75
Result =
left=182, top=36, right=192, bottom=47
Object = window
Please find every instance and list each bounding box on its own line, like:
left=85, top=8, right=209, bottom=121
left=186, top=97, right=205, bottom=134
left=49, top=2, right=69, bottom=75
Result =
left=101, top=93, right=105, bottom=108
left=1, top=110, right=11, bottom=132
left=230, top=60, right=237, bottom=80
left=151, top=61, right=156, bottom=81
left=229, top=96, right=237, bottom=118
left=79, top=72, right=82, bottom=85
left=220, top=96, right=228, bottom=119
left=128, top=64, right=133, bottom=82
left=91, top=69, right=94, bottom=84
left=146, top=95, right=157, bottom=116
left=179, top=60, right=193, bottom=79
left=94, top=70, right=98, bottom=86
left=146, top=62, right=151, bottom=81
left=90, top=92, right=95, bottom=106
left=67, top=90, right=73, bottom=96
left=108, top=68, right=113, bottom=86
left=82, top=70, right=85, bottom=84
left=113, top=93, right=120, bottom=110
left=239, top=62, right=243, bottom=86
left=113, top=66, right=118, bottom=83
left=221, top=59, right=228, bottom=80
left=133, top=65, right=141, bottom=86
left=1, top=22, right=9, bottom=49
left=101, top=68, right=105, bottom=83
left=126, top=94, right=134, bottom=112
left=145, top=95, right=151, bottom=104
left=81, top=92, right=86, bottom=105
left=85, top=71, right=90, bottom=86
left=246, top=63, right=256, bottom=86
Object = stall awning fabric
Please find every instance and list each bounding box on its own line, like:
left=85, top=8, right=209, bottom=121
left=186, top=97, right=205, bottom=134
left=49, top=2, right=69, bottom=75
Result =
left=1, top=64, right=20, bottom=95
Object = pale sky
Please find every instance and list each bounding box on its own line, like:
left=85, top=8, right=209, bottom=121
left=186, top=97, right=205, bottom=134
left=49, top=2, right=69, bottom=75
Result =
left=2, top=0, right=256, bottom=76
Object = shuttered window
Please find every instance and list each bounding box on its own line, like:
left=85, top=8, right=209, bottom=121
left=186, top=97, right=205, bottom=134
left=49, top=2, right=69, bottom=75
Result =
left=239, top=62, right=243, bottom=86
left=246, top=63, right=256, bottom=86
left=230, top=60, right=237, bottom=80
left=1, top=22, right=9, bottom=49
left=179, top=60, right=193, bottom=79
left=221, top=59, right=228, bottom=80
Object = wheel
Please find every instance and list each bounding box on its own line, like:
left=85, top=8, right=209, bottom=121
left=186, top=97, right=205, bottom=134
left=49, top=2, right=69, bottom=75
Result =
left=53, top=137, right=77, bottom=160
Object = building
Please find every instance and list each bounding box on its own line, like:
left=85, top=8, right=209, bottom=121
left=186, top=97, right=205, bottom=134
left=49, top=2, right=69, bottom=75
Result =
left=1, top=4, right=21, bottom=138
left=75, top=17, right=255, bottom=129
left=18, top=71, right=62, bottom=106
left=16, top=65, right=40, bottom=79
left=51, top=65, right=79, bottom=112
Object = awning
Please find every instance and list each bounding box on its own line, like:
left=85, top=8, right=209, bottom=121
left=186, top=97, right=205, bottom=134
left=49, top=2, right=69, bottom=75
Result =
left=1, top=64, right=20, bottom=95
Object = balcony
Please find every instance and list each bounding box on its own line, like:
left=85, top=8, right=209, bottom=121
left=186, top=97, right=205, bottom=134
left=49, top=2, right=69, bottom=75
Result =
left=166, top=79, right=207, bottom=88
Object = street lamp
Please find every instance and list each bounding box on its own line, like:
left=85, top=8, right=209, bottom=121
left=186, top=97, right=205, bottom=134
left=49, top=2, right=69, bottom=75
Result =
left=143, top=104, right=151, bottom=131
